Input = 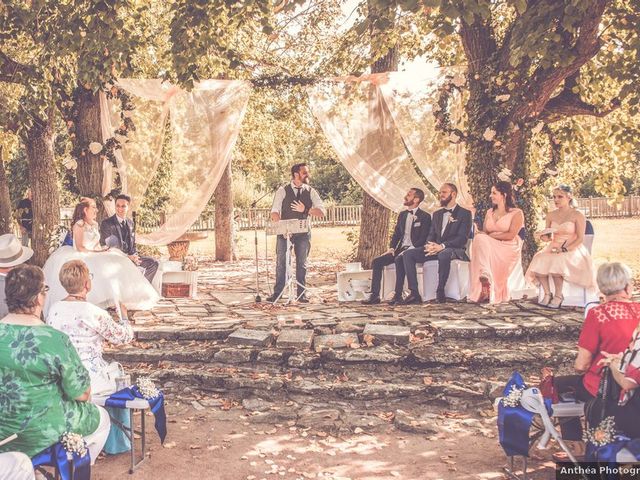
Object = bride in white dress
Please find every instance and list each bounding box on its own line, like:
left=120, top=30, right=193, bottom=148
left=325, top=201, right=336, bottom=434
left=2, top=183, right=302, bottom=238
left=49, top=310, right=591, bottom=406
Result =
left=44, top=198, right=160, bottom=316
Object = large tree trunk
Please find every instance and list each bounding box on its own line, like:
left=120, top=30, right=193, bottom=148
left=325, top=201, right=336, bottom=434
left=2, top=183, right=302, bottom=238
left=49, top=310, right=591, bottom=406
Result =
left=26, top=115, right=60, bottom=266
left=214, top=161, right=233, bottom=261
left=0, top=146, right=13, bottom=235
left=356, top=192, right=392, bottom=269
left=356, top=11, right=398, bottom=269
left=75, top=87, right=108, bottom=219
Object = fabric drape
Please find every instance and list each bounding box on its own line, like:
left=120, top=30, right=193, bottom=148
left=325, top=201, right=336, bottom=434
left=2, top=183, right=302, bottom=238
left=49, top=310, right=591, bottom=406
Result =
left=378, top=69, right=471, bottom=208
left=100, top=79, right=250, bottom=245
left=308, top=75, right=432, bottom=212
left=308, top=69, right=471, bottom=212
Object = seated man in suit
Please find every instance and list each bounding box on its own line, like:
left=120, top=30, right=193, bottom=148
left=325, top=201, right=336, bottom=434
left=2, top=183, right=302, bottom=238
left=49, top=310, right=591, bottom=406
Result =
left=99, top=194, right=159, bottom=284
left=402, top=183, right=472, bottom=303
left=362, top=188, right=431, bottom=305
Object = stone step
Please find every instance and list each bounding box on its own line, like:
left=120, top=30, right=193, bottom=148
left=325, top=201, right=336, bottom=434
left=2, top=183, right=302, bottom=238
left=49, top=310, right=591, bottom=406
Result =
left=105, top=337, right=576, bottom=370
left=119, top=361, right=494, bottom=408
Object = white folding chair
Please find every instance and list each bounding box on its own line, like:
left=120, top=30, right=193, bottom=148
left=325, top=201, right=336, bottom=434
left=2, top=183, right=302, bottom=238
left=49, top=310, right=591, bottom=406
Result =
left=499, top=388, right=586, bottom=480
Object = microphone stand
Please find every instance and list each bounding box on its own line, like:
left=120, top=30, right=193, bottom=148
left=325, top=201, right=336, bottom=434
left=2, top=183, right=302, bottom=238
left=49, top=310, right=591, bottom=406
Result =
left=250, top=191, right=271, bottom=302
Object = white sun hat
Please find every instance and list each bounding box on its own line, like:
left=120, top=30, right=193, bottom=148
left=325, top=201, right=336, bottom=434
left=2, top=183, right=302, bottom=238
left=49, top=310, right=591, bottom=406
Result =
left=0, top=234, right=34, bottom=268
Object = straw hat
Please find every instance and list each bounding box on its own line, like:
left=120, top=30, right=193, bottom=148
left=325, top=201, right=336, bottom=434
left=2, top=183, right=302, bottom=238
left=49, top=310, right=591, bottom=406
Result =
left=0, top=234, right=34, bottom=268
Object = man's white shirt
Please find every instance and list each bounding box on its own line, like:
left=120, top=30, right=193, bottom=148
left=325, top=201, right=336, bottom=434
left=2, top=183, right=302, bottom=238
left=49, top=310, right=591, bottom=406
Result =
left=270, top=182, right=326, bottom=216
left=401, top=208, right=418, bottom=248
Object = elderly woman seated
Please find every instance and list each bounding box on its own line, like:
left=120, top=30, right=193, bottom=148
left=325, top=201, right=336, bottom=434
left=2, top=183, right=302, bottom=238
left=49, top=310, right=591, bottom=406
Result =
left=46, top=259, right=134, bottom=394
left=596, top=322, right=640, bottom=438
left=554, top=262, right=640, bottom=440
left=0, top=265, right=110, bottom=462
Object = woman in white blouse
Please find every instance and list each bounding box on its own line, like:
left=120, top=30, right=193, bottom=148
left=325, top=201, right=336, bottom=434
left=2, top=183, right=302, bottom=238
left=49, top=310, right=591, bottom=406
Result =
left=46, top=259, right=133, bottom=394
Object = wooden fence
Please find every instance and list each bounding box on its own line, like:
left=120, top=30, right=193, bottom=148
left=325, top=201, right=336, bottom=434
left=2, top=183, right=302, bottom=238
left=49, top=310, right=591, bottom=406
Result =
left=59, top=197, right=640, bottom=233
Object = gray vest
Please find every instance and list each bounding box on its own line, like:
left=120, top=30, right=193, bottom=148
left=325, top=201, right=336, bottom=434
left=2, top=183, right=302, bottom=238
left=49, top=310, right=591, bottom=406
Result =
left=281, top=184, right=313, bottom=220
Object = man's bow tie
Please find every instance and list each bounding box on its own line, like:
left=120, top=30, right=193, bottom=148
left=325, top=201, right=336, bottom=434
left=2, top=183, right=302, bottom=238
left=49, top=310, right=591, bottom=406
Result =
left=444, top=208, right=453, bottom=213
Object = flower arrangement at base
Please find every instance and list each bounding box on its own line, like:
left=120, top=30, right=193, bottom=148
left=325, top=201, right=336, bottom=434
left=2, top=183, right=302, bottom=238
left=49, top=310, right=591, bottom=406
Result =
left=501, top=384, right=524, bottom=408
left=584, top=416, right=617, bottom=447
left=182, top=255, right=199, bottom=271
left=60, top=432, right=88, bottom=459
left=137, top=376, right=160, bottom=399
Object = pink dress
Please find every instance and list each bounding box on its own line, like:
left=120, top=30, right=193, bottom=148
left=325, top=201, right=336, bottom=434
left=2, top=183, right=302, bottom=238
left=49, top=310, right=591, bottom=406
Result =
left=468, top=209, right=523, bottom=304
left=525, top=220, right=595, bottom=288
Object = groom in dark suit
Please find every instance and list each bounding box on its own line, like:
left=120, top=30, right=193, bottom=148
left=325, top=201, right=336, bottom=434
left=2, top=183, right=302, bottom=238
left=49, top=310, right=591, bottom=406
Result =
left=402, top=183, right=472, bottom=303
left=100, top=194, right=159, bottom=283
left=361, top=188, right=431, bottom=305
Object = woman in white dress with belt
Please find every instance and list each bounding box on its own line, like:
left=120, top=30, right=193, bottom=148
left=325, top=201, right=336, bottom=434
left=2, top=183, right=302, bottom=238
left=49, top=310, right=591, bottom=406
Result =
left=43, top=198, right=159, bottom=317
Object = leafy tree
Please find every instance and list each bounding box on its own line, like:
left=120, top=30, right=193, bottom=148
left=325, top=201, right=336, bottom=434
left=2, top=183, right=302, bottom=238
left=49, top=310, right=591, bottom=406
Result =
left=361, top=0, right=640, bottom=261
left=0, top=0, right=144, bottom=263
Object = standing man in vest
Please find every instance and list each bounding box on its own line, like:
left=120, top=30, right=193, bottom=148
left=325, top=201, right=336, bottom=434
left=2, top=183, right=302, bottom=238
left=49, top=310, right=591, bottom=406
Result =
left=267, top=163, right=326, bottom=303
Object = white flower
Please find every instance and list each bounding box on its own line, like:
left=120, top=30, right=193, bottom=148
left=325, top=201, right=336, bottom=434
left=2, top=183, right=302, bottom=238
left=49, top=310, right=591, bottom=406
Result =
left=60, top=432, right=88, bottom=458
left=448, top=132, right=461, bottom=144
left=532, top=122, right=545, bottom=134
left=494, top=141, right=502, bottom=147
left=88, top=142, right=103, bottom=154
left=584, top=417, right=617, bottom=446
left=545, top=167, right=558, bottom=175
left=137, top=377, right=160, bottom=399
left=497, top=167, right=512, bottom=181
left=62, top=157, right=77, bottom=170
left=451, top=74, right=466, bottom=88
left=496, top=94, right=511, bottom=102
left=501, top=385, right=524, bottom=408
left=483, top=128, right=497, bottom=142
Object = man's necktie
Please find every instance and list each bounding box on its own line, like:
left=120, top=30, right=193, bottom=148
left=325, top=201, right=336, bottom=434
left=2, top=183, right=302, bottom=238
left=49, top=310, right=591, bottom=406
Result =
left=121, top=221, right=130, bottom=251
left=295, top=187, right=301, bottom=201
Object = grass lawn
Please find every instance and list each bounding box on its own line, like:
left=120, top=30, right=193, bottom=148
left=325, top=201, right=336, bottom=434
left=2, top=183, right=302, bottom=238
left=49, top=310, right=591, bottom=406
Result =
left=170, top=217, right=640, bottom=279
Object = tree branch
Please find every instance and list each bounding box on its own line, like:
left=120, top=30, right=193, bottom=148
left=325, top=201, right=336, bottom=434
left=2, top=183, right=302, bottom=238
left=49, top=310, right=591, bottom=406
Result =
left=0, top=50, right=36, bottom=84
left=541, top=90, right=620, bottom=122
left=513, top=0, right=608, bottom=119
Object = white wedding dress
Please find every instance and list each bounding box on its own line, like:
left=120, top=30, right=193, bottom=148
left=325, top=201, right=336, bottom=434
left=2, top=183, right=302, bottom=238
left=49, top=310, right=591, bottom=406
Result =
left=43, top=221, right=160, bottom=316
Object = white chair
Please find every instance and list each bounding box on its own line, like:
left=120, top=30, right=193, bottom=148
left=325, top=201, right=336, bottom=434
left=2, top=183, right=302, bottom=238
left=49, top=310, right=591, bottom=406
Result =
left=420, top=231, right=473, bottom=302
left=421, top=258, right=470, bottom=301
left=337, top=269, right=373, bottom=302
left=381, top=261, right=424, bottom=300
left=155, top=260, right=198, bottom=298
left=535, top=220, right=598, bottom=307
left=499, top=388, right=585, bottom=480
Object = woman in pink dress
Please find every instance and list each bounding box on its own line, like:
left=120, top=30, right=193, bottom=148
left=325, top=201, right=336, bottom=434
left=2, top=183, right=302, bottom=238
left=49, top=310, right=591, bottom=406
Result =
left=468, top=181, right=524, bottom=304
left=525, top=185, right=595, bottom=308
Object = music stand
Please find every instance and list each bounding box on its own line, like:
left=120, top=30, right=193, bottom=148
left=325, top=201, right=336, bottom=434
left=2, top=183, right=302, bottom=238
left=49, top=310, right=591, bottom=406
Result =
left=266, top=218, right=317, bottom=304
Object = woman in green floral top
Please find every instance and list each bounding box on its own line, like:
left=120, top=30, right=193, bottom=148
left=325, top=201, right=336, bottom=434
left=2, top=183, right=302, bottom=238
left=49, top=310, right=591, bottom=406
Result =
left=0, top=265, right=110, bottom=461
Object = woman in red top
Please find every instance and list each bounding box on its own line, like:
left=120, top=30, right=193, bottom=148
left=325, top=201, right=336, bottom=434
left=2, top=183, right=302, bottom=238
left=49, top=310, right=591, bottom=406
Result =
left=554, top=262, right=640, bottom=440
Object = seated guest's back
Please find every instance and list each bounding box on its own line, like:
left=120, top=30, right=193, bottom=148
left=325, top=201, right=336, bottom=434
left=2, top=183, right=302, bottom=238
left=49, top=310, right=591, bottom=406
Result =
left=47, top=260, right=134, bottom=394
left=577, top=262, right=640, bottom=396
left=0, top=265, right=110, bottom=461
left=553, top=262, right=640, bottom=441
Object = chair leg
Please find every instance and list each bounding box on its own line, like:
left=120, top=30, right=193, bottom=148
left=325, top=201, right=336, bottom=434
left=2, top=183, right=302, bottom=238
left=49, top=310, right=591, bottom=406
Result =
left=129, top=409, right=135, bottom=474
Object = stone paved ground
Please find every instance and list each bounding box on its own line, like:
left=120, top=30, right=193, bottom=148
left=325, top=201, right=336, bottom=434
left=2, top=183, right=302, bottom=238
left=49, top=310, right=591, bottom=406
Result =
left=96, top=258, right=599, bottom=478
left=105, top=258, right=587, bottom=431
